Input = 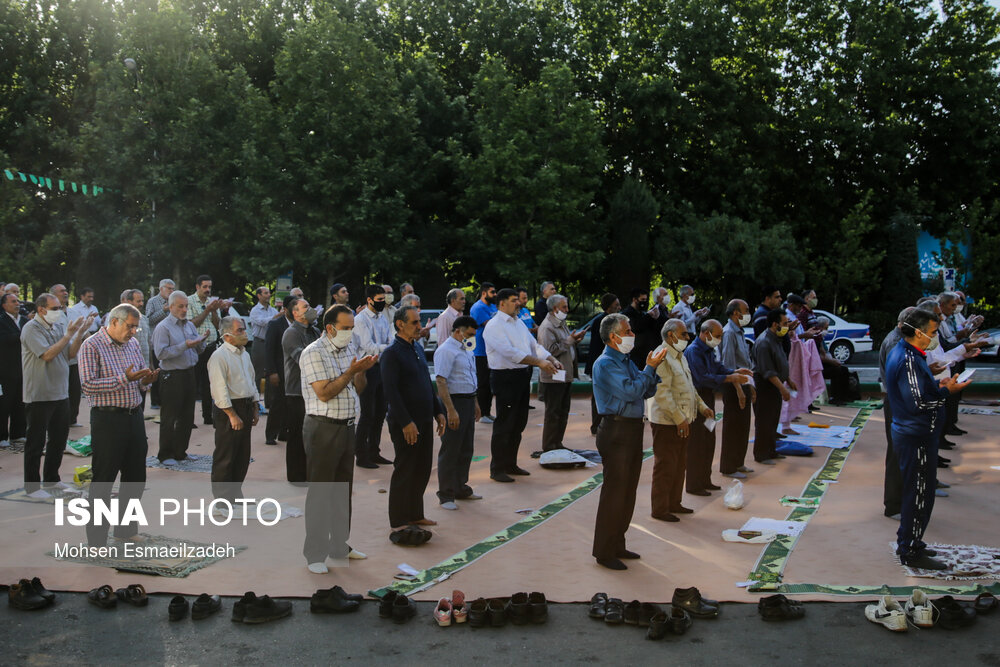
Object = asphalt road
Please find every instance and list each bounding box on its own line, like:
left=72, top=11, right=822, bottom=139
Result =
left=3, top=594, right=999, bottom=665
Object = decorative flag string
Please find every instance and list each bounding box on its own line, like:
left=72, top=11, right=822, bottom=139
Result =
left=3, top=168, right=117, bottom=197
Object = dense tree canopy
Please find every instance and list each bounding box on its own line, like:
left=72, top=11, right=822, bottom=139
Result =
left=2, top=0, right=999, bottom=336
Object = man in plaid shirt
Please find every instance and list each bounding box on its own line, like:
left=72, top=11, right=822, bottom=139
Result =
left=78, top=304, right=158, bottom=546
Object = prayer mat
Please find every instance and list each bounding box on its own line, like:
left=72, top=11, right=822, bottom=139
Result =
left=959, top=407, right=1000, bottom=416
left=145, top=455, right=252, bottom=473
left=49, top=533, right=247, bottom=577
left=0, top=485, right=84, bottom=504
left=890, top=542, right=1000, bottom=581
left=0, top=440, right=26, bottom=455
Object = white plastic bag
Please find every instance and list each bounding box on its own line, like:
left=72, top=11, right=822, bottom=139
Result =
left=723, top=479, right=745, bottom=510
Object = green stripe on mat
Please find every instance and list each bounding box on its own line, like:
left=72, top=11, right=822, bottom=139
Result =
left=368, top=449, right=654, bottom=600
left=747, top=403, right=878, bottom=592
left=775, top=582, right=1000, bottom=597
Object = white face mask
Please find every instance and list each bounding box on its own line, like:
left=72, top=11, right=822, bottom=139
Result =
left=685, top=295, right=696, bottom=305
left=705, top=335, right=721, bottom=349
left=43, top=309, right=63, bottom=325
left=554, top=311, right=568, bottom=321
left=384, top=293, right=394, bottom=306
left=331, top=329, right=353, bottom=348
left=616, top=334, right=635, bottom=354
left=738, top=313, right=751, bottom=327
left=955, top=305, right=964, bottom=314
left=672, top=337, right=689, bottom=352
left=463, top=337, right=476, bottom=352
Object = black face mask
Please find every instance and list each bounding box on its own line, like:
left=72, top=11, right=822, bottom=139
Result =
left=638, top=300, right=648, bottom=309
left=371, top=300, right=386, bottom=312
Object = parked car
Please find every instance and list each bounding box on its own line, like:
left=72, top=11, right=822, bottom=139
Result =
left=420, top=308, right=445, bottom=357
left=743, top=309, right=873, bottom=362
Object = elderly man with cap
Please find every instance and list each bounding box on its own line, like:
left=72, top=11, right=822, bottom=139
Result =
left=592, top=313, right=666, bottom=569
left=79, top=303, right=157, bottom=545
left=720, top=299, right=756, bottom=479
left=537, top=293, right=583, bottom=451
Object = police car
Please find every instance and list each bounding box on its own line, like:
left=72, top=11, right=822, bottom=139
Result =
left=743, top=309, right=873, bottom=362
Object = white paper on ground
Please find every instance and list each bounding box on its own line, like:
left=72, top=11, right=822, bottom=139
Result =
left=990, top=466, right=1000, bottom=471
left=739, top=517, right=807, bottom=536
left=397, top=563, right=420, bottom=576
left=704, top=418, right=717, bottom=432
left=736, top=581, right=760, bottom=588
left=722, top=529, right=778, bottom=544
left=552, top=370, right=567, bottom=382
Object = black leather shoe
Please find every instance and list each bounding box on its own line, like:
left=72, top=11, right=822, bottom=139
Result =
left=623, top=600, right=642, bottom=625
left=923, top=548, right=938, bottom=557
left=331, top=585, right=363, bottom=602
left=508, top=592, right=530, bottom=625
left=946, top=426, right=966, bottom=436
left=491, top=472, right=515, bottom=483
left=378, top=591, right=398, bottom=618
left=939, top=441, right=955, bottom=450
left=192, top=593, right=222, bottom=619
left=588, top=592, right=608, bottom=619
left=937, top=460, right=949, bottom=469
left=168, top=595, right=188, bottom=621
left=311, top=589, right=359, bottom=614
left=115, top=584, right=148, bottom=607
left=647, top=611, right=668, bottom=639
left=357, top=460, right=378, bottom=469
left=243, top=595, right=292, bottom=624
left=705, top=483, right=722, bottom=491
left=687, top=489, right=711, bottom=497
left=8, top=579, right=49, bottom=610
left=597, top=558, right=627, bottom=571
left=937, top=481, right=951, bottom=489
left=775, top=433, right=787, bottom=439
left=758, top=594, right=805, bottom=621
left=774, top=453, right=787, bottom=459
left=528, top=592, right=548, bottom=624
left=509, top=466, right=531, bottom=476
left=29, top=577, right=55, bottom=604
left=604, top=598, right=625, bottom=624
left=935, top=595, right=977, bottom=629
left=672, top=587, right=719, bottom=618
left=938, top=455, right=951, bottom=463
left=232, top=591, right=256, bottom=622
left=652, top=513, right=680, bottom=522
left=903, top=553, right=947, bottom=570
left=468, top=598, right=488, bottom=627
left=638, top=603, right=662, bottom=627
left=669, top=607, right=693, bottom=634
left=670, top=506, right=694, bottom=514
left=488, top=598, right=507, bottom=626
left=391, top=594, right=416, bottom=624
left=374, top=455, right=393, bottom=465
left=618, top=550, right=640, bottom=559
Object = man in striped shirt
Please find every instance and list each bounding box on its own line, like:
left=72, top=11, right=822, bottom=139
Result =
left=79, top=304, right=158, bottom=546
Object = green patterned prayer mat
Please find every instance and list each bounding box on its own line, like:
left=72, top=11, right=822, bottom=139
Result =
left=746, top=405, right=876, bottom=593
left=49, top=533, right=246, bottom=577
left=368, top=448, right=655, bottom=600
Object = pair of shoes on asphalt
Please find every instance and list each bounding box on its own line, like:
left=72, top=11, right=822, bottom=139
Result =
left=87, top=584, right=148, bottom=609
left=232, top=591, right=292, bottom=624
left=390, top=525, right=432, bottom=546
left=433, top=590, right=468, bottom=626
left=866, top=590, right=981, bottom=631
left=8, top=578, right=55, bottom=610
left=758, top=594, right=805, bottom=621
left=311, top=586, right=362, bottom=613
left=588, top=592, right=692, bottom=637
left=379, top=591, right=416, bottom=623
left=170, top=593, right=222, bottom=620
left=467, top=592, right=548, bottom=627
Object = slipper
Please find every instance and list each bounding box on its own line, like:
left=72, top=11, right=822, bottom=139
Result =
left=88, top=585, right=117, bottom=609
left=412, top=518, right=438, bottom=526
left=115, top=584, right=148, bottom=607
left=974, top=592, right=998, bottom=614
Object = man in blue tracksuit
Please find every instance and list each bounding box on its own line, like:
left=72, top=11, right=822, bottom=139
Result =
left=884, top=308, right=970, bottom=570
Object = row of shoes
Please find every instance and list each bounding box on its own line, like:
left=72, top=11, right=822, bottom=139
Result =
left=88, top=584, right=148, bottom=608
left=434, top=590, right=468, bottom=626
left=310, top=586, right=363, bottom=614
left=8, top=578, right=56, bottom=610
left=169, top=593, right=222, bottom=620
left=589, top=587, right=718, bottom=639
left=467, top=592, right=549, bottom=627
left=232, top=591, right=293, bottom=624
left=378, top=590, right=417, bottom=623
left=866, top=590, right=997, bottom=632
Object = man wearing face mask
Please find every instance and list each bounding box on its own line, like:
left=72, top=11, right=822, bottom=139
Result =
left=382, top=285, right=397, bottom=321
left=207, top=316, right=260, bottom=504
left=751, top=310, right=797, bottom=464
left=684, top=320, right=752, bottom=495
left=354, top=285, right=393, bottom=468
left=672, top=285, right=711, bottom=335
left=885, top=308, right=972, bottom=570
left=621, top=288, right=650, bottom=367
left=434, top=316, right=482, bottom=510
left=21, top=294, right=91, bottom=498
left=647, top=319, right=713, bottom=522
left=586, top=293, right=620, bottom=434
left=720, top=300, right=757, bottom=478
left=797, top=290, right=821, bottom=332
left=635, top=287, right=670, bottom=364
left=282, top=298, right=321, bottom=482
left=538, top=294, right=583, bottom=451
left=592, top=314, right=666, bottom=569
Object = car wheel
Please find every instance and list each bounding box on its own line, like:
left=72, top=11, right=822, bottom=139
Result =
left=830, top=340, right=853, bottom=363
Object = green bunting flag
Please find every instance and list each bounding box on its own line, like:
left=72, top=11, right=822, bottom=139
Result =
left=3, top=168, right=115, bottom=197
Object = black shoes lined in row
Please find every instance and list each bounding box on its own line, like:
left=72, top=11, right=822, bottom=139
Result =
left=589, top=587, right=719, bottom=639
left=7, top=578, right=55, bottom=610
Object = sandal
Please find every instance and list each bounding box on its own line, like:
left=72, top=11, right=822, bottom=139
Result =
left=115, top=584, right=148, bottom=607
left=589, top=592, right=608, bottom=619
left=974, top=592, right=998, bottom=615
left=88, top=585, right=117, bottom=609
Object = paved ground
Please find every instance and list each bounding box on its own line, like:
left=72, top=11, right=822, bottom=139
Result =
left=3, top=593, right=999, bottom=665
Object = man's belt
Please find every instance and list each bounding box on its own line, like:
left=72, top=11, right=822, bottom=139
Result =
left=308, top=414, right=356, bottom=426
left=600, top=414, right=644, bottom=423
left=451, top=393, right=477, bottom=399
left=93, top=405, right=143, bottom=415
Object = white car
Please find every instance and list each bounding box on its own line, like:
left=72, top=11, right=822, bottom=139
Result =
left=743, top=309, right=873, bottom=363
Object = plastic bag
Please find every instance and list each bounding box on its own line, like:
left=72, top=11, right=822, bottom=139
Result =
left=723, top=479, right=745, bottom=510
left=73, top=464, right=92, bottom=487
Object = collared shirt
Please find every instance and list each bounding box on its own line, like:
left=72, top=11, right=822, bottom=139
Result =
left=797, top=305, right=819, bottom=332
left=105, top=311, right=150, bottom=366
left=938, top=317, right=958, bottom=344
left=186, top=294, right=219, bottom=344
left=673, top=301, right=697, bottom=334
left=146, top=293, right=169, bottom=329
left=537, top=312, right=576, bottom=383
left=684, top=336, right=733, bottom=391
left=78, top=328, right=145, bottom=409
left=381, top=335, right=443, bottom=426
left=752, top=329, right=789, bottom=382
left=354, top=307, right=392, bottom=357
left=207, top=341, right=259, bottom=409
left=786, top=308, right=804, bottom=335
left=435, top=305, right=463, bottom=349
left=647, top=343, right=708, bottom=425
left=433, top=335, right=477, bottom=395
left=483, top=311, right=550, bottom=370
left=282, top=320, right=320, bottom=396
left=152, top=314, right=205, bottom=370
left=21, top=317, right=71, bottom=403
left=66, top=302, right=99, bottom=367
left=300, top=334, right=359, bottom=419
left=721, top=319, right=752, bottom=370
left=249, top=303, right=279, bottom=340
left=469, top=300, right=497, bottom=357
left=592, top=345, right=658, bottom=418
left=751, top=304, right=771, bottom=339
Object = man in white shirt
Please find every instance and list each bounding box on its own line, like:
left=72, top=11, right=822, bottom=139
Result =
left=435, top=288, right=467, bottom=347
left=66, top=286, right=100, bottom=426
left=353, top=284, right=392, bottom=469
left=207, top=316, right=260, bottom=502
left=483, top=288, right=562, bottom=483
left=249, top=285, right=281, bottom=407
left=670, top=285, right=710, bottom=335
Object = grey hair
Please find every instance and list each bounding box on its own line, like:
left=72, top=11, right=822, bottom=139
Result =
left=541, top=281, right=554, bottom=292
left=679, top=284, right=694, bottom=296
left=400, top=282, right=413, bottom=292
left=897, top=307, right=915, bottom=324
left=661, top=318, right=687, bottom=341
left=35, top=292, right=56, bottom=309
left=158, top=278, right=175, bottom=289
left=108, top=303, right=140, bottom=324
left=938, top=292, right=959, bottom=305
left=599, top=313, right=628, bottom=343
left=3, top=283, right=19, bottom=293
left=121, top=288, right=142, bottom=303
left=399, top=294, right=420, bottom=308
left=546, top=293, right=567, bottom=310
left=446, top=288, right=465, bottom=305
left=393, top=304, right=420, bottom=330
left=219, top=315, right=242, bottom=336
left=725, top=299, right=746, bottom=318
left=168, top=290, right=188, bottom=306
left=699, top=319, right=722, bottom=334
left=816, top=316, right=831, bottom=329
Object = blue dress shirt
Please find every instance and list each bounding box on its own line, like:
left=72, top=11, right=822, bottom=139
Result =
left=684, top=337, right=733, bottom=392
left=592, top=345, right=659, bottom=418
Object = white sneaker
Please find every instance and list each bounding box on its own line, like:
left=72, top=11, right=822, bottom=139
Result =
left=26, top=489, right=53, bottom=499
left=905, top=589, right=936, bottom=628
left=441, top=501, right=458, bottom=511
left=865, top=595, right=908, bottom=632
left=161, top=458, right=178, bottom=466
left=307, top=562, right=329, bottom=574
left=348, top=549, right=367, bottom=560
left=480, top=415, right=495, bottom=424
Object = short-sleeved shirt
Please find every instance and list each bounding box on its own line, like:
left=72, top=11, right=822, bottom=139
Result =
left=21, top=317, right=71, bottom=403
left=517, top=306, right=536, bottom=333
left=469, top=300, right=497, bottom=358
left=433, top=335, right=477, bottom=395
left=300, top=334, right=359, bottom=420
left=186, top=294, right=219, bottom=345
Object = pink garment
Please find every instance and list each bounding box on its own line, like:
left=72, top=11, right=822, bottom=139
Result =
left=780, top=337, right=826, bottom=425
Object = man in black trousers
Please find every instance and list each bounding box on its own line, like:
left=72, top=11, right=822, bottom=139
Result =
left=879, top=308, right=912, bottom=520
left=263, top=295, right=296, bottom=445
left=751, top=310, right=796, bottom=465
left=585, top=293, right=619, bottom=435
left=381, top=306, right=446, bottom=539
left=0, top=293, right=28, bottom=447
